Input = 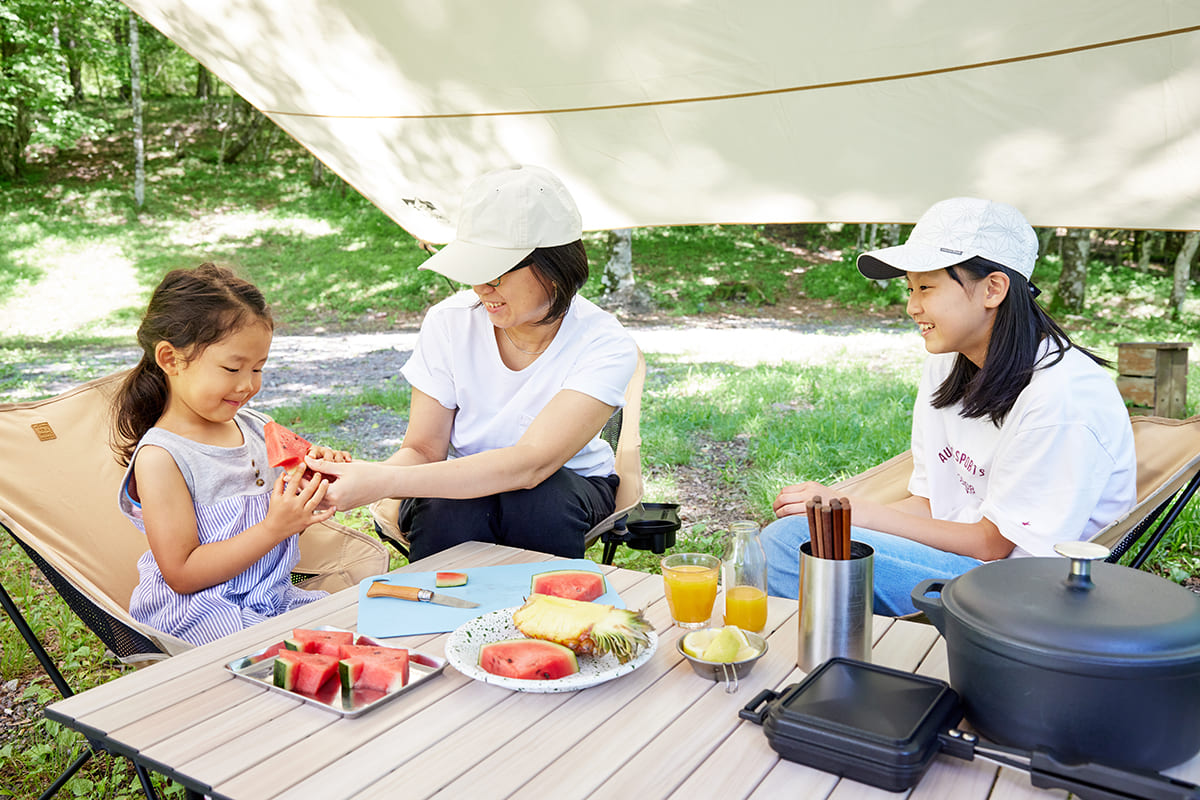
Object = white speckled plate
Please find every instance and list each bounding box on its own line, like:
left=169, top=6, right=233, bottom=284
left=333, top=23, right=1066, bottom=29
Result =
left=445, top=606, right=657, bottom=693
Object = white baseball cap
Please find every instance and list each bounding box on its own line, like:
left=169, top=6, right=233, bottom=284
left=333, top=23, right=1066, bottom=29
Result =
left=419, top=164, right=583, bottom=285
left=857, top=197, right=1039, bottom=281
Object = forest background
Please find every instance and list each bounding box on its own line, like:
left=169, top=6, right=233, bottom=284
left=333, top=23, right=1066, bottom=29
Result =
left=1, top=3, right=1199, bottom=798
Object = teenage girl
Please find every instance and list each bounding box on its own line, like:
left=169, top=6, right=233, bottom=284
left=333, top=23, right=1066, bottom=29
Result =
left=762, top=198, right=1137, bottom=615
left=112, top=264, right=347, bottom=646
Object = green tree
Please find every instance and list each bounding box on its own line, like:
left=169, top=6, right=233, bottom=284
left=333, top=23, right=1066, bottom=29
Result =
left=0, top=0, right=113, bottom=180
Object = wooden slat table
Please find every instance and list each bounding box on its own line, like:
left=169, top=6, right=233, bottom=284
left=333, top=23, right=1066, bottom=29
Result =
left=45, top=542, right=1200, bottom=799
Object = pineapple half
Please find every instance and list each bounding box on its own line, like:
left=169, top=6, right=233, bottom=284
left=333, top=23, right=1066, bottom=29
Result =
left=512, top=594, right=653, bottom=664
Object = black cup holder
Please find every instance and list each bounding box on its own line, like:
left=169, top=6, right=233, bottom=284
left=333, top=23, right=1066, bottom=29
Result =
left=600, top=502, right=681, bottom=564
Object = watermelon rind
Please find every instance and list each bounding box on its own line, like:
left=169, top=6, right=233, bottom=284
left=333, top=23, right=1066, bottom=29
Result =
left=478, top=638, right=580, bottom=680
left=435, top=571, right=468, bottom=588
left=529, top=569, right=606, bottom=602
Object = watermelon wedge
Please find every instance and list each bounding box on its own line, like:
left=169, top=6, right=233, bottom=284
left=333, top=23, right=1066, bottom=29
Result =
left=285, top=628, right=353, bottom=657
left=264, top=421, right=312, bottom=470
left=478, top=638, right=579, bottom=680
left=530, top=569, right=606, bottom=602
left=339, top=650, right=410, bottom=693
left=273, top=650, right=339, bottom=695
left=435, top=571, right=468, bottom=587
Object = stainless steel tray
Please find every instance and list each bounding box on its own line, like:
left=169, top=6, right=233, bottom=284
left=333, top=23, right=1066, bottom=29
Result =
left=224, top=627, right=446, bottom=717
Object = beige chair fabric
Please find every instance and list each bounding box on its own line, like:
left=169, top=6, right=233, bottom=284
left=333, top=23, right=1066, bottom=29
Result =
left=0, top=372, right=389, bottom=661
left=828, top=414, right=1200, bottom=560
left=369, top=348, right=647, bottom=556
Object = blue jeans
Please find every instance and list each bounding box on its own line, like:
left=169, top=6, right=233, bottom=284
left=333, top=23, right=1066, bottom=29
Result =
left=761, top=514, right=983, bottom=616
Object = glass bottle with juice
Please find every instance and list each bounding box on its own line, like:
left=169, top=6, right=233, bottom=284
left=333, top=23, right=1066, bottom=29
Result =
left=723, top=520, right=768, bottom=632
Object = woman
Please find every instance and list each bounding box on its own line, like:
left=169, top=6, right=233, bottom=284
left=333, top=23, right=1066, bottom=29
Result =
left=308, top=165, right=638, bottom=560
left=762, top=197, right=1137, bottom=615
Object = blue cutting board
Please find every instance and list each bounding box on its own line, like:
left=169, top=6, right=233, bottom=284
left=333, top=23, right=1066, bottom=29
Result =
left=356, top=559, right=623, bottom=638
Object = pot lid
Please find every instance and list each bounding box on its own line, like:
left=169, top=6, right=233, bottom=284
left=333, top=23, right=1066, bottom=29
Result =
left=941, top=543, right=1200, bottom=666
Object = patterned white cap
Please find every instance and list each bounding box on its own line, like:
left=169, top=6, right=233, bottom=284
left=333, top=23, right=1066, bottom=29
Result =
left=857, top=198, right=1038, bottom=281
left=419, top=164, right=582, bottom=285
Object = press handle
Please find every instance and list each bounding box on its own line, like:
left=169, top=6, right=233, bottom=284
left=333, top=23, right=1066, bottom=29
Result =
left=738, top=688, right=778, bottom=724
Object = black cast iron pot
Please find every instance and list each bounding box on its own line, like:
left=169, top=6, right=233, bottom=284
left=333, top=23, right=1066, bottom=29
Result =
left=911, top=541, right=1200, bottom=772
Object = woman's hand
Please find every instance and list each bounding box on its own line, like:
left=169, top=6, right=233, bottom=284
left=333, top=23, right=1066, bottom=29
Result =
left=302, top=456, right=394, bottom=511
left=308, top=444, right=351, bottom=463
left=773, top=480, right=835, bottom=519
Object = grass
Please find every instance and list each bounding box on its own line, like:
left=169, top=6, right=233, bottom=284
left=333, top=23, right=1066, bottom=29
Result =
left=2, top=96, right=1200, bottom=797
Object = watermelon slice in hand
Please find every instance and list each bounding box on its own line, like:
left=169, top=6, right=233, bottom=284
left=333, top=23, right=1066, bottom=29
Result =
left=263, top=422, right=336, bottom=482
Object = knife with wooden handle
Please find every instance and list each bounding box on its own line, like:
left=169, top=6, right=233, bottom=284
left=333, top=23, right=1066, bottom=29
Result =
left=367, top=581, right=480, bottom=608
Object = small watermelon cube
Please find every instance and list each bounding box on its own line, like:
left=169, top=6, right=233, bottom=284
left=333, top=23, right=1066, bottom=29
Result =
left=435, top=571, right=468, bottom=587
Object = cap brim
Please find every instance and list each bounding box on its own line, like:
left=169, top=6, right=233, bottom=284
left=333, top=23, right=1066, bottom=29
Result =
left=856, top=242, right=972, bottom=280
left=417, top=240, right=534, bottom=285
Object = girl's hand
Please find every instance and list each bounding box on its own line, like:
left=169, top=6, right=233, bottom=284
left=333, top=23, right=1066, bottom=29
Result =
left=308, top=444, right=352, bottom=464
left=773, top=481, right=834, bottom=518
left=265, top=467, right=336, bottom=538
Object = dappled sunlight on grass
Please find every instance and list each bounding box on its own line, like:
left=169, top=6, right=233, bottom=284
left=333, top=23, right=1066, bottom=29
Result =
left=0, top=239, right=142, bottom=339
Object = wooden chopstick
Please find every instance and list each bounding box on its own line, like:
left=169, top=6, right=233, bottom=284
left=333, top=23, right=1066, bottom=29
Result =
left=820, top=502, right=834, bottom=561
left=829, top=498, right=843, bottom=559
left=807, top=496, right=822, bottom=559
left=840, top=497, right=852, bottom=560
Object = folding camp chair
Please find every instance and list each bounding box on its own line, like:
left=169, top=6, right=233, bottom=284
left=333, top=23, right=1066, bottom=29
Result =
left=368, top=348, right=647, bottom=561
left=831, top=413, right=1200, bottom=567
left=0, top=372, right=389, bottom=800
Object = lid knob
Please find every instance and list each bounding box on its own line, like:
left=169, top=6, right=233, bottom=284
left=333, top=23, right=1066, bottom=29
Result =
left=1053, top=541, right=1111, bottom=590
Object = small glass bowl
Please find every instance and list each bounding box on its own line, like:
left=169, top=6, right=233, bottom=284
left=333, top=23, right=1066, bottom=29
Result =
left=676, top=629, right=768, bottom=693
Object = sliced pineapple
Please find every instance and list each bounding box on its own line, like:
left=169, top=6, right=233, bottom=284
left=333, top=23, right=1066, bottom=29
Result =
left=512, top=593, right=653, bottom=664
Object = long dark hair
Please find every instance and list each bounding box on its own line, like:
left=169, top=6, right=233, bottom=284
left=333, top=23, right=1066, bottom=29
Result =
left=111, top=263, right=273, bottom=465
left=931, top=256, right=1107, bottom=426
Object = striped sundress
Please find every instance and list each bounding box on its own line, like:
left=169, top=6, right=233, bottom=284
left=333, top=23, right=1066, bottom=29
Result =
left=118, top=408, right=327, bottom=647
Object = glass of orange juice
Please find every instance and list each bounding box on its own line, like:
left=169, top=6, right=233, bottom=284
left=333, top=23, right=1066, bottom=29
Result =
left=662, top=553, right=720, bottom=629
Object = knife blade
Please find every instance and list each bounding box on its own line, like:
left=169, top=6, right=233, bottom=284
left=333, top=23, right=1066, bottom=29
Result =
left=367, top=581, right=480, bottom=608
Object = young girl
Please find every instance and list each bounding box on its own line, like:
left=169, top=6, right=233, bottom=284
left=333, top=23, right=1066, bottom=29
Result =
left=762, top=198, right=1137, bottom=615
left=113, top=264, right=346, bottom=646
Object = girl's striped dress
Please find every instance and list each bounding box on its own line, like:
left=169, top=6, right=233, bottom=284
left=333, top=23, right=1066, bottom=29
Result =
left=118, top=408, right=326, bottom=646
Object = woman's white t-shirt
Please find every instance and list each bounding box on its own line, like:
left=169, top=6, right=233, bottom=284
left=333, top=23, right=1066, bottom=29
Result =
left=909, top=343, right=1137, bottom=557
left=401, top=291, right=638, bottom=478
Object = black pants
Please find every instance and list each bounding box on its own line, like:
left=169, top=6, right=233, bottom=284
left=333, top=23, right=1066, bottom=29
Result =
left=400, top=468, right=619, bottom=561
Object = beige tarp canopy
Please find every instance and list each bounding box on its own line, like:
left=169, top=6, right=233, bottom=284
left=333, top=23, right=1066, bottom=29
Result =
left=123, top=0, right=1200, bottom=240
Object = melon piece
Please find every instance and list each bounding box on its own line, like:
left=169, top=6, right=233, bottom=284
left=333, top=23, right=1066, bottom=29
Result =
left=530, top=569, right=607, bottom=602
left=339, top=650, right=410, bottom=692
left=273, top=650, right=339, bottom=695
left=435, top=571, right=468, bottom=588
left=285, top=628, right=353, bottom=657
left=338, top=642, right=408, bottom=660
left=251, top=640, right=287, bottom=663
left=264, top=421, right=312, bottom=470
left=478, top=638, right=580, bottom=680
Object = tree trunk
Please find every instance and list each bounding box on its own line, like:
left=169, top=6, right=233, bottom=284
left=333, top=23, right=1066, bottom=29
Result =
left=600, top=228, right=652, bottom=313
left=195, top=64, right=212, bottom=99
left=129, top=12, right=145, bottom=208
left=1055, top=229, right=1091, bottom=313
left=310, top=157, right=325, bottom=187
left=1170, top=231, right=1199, bottom=320
left=220, top=97, right=267, bottom=164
